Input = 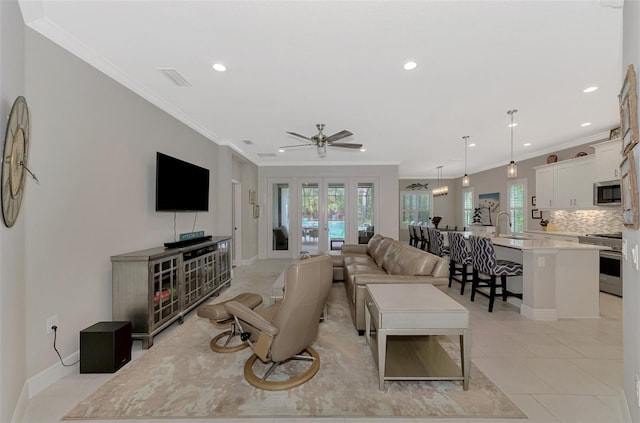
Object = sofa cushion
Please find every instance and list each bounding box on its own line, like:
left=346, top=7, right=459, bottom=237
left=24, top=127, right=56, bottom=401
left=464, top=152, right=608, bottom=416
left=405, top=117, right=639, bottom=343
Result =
left=343, top=255, right=376, bottom=267
left=370, top=237, right=394, bottom=268
left=382, top=244, right=439, bottom=276
left=344, top=263, right=386, bottom=301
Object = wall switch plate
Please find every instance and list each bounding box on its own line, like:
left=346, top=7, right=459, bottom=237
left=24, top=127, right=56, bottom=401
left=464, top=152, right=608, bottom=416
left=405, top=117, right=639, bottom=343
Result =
left=46, top=315, right=58, bottom=334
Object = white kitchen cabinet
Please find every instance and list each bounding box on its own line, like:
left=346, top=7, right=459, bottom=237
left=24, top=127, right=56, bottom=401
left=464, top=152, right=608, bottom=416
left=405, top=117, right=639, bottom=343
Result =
left=592, top=139, right=622, bottom=182
left=535, top=166, right=554, bottom=208
left=534, top=156, right=595, bottom=210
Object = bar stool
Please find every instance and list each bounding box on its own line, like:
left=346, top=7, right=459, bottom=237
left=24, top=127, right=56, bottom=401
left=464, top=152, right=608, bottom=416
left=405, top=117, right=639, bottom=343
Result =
left=408, top=223, right=418, bottom=247
left=468, top=235, right=523, bottom=312
left=428, top=228, right=449, bottom=257
left=418, top=225, right=429, bottom=251
left=448, top=231, right=472, bottom=295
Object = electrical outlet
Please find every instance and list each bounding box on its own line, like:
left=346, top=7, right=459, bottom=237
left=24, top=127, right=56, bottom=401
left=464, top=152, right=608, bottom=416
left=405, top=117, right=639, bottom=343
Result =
left=46, top=315, right=58, bottom=334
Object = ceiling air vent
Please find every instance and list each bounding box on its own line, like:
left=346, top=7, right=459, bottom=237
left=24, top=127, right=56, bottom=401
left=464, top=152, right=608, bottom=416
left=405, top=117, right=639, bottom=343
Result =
left=243, top=140, right=254, bottom=145
left=156, top=68, right=191, bottom=87
left=257, top=153, right=277, bottom=158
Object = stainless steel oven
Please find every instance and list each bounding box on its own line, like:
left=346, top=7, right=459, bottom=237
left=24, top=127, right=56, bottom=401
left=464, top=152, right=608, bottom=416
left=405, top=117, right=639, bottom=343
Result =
left=578, top=234, right=622, bottom=297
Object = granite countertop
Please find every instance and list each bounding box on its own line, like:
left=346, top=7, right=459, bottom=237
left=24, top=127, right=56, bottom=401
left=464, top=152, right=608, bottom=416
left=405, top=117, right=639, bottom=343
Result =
left=524, top=230, right=587, bottom=237
left=492, top=236, right=608, bottom=251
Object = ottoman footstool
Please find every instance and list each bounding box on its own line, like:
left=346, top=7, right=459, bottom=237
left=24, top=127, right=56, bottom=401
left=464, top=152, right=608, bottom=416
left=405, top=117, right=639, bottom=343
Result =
left=197, top=292, right=263, bottom=352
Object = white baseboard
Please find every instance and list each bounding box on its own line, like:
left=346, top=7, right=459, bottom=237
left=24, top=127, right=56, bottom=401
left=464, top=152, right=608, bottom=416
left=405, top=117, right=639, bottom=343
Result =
left=520, top=304, right=558, bottom=321
left=10, top=383, right=29, bottom=423
left=26, top=350, right=79, bottom=398
left=242, top=255, right=258, bottom=266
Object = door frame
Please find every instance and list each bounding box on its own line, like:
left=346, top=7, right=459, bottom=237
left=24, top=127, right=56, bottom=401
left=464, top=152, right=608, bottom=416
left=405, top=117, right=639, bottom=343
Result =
left=232, top=180, right=242, bottom=266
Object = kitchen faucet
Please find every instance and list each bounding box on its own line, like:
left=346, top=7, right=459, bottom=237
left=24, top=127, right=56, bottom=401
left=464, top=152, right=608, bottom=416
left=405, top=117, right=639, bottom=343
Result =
left=496, top=211, right=511, bottom=237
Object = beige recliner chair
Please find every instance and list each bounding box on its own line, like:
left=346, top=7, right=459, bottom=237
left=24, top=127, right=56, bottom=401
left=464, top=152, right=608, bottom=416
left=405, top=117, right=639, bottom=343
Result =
left=225, top=255, right=333, bottom=390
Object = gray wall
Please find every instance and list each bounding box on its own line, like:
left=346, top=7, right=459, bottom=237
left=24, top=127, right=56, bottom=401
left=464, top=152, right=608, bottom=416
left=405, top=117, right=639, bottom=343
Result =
left=0, top=20, right=251, bottom=420
left=0, top=1, right=27, bottom=421
left=622, top=1, right=640, bottom=420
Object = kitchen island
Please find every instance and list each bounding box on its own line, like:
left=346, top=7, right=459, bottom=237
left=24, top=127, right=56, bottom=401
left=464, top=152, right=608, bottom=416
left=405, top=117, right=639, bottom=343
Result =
left=488, top=236, right=606, bottom=320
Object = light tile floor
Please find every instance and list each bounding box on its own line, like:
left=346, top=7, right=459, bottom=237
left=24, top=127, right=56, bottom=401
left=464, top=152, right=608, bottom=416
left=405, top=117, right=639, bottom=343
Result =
left=22, top=259, right=630, bottom=423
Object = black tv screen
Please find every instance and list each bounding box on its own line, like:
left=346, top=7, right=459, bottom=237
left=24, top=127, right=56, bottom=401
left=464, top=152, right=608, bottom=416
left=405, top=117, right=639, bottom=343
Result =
left=155, top=152, right=210, bottom=212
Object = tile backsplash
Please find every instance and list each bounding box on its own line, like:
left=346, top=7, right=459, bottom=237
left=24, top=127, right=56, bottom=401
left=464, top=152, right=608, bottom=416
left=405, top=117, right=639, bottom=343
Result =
left=547, top=209, right=623, bottom=233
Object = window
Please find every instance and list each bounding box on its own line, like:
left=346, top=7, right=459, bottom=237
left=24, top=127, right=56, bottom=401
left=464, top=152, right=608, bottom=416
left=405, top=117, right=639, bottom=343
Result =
left=400, top=191, right=431, bottom=228
left=508, top=179, right=526, bottom=233
left=357, top=183, right=375, bottom=243
left=462, top=188, right=474, bottom=228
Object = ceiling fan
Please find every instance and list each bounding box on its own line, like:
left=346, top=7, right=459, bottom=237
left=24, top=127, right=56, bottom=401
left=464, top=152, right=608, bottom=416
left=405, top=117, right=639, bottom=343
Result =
left=281, top=124, right=363, bottom=157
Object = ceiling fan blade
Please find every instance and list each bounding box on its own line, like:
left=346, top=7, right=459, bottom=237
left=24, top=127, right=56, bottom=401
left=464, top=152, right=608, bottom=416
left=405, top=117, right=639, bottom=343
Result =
left=325, top=130, right=353, bottom=143
left=330, top=142, right=363, bottom=149
left=279, top=144, right=315, bottom=149
left=285, top=131, right=313, bottom=141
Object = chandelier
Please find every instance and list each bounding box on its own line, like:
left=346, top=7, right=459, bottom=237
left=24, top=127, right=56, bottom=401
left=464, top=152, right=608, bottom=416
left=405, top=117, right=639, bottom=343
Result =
left=507, top=109, right=518, bottom=178
left=433, top=166, right=448, bottom=197
left=462, top=136, right=470, bottom=187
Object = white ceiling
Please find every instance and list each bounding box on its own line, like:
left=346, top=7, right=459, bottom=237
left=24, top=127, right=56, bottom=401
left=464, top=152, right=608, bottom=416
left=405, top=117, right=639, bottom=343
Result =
left=19, top=0, right=624, bottom=178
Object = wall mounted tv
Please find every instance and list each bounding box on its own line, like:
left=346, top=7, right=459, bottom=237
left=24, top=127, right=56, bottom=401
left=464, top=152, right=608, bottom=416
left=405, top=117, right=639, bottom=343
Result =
left=155, top=152, right=210, bottom=212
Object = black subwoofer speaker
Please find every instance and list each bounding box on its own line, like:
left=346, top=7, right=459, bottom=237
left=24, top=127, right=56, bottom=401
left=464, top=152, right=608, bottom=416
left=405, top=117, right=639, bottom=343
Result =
left=80, top=321, right=132, bottom=373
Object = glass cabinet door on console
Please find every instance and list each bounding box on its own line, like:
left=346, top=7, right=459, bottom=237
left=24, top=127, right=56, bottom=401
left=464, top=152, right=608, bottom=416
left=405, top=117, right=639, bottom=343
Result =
left=151, top=257, right=180, bottom=328
left=216, top=239, right=231, bottom=288
left=182, top=244, right=217, bottom=311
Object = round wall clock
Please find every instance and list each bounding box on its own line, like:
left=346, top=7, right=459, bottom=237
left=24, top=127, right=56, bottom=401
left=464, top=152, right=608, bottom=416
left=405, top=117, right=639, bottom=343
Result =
left=2, top=96, right=30, bottom=227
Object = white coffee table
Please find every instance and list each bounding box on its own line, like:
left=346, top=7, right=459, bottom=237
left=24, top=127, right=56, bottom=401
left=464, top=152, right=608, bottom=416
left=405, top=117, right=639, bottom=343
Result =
left=365, top=283, right=470, bottom=390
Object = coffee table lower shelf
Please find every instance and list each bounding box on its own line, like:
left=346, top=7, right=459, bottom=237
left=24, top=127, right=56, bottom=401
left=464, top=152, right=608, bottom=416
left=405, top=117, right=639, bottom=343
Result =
left=367, top=333, right=465, bottom=383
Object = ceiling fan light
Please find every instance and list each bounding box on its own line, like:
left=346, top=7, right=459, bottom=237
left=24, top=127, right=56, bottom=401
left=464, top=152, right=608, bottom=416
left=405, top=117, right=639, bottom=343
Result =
left=360, top=147, right=366, bottom=152
left=317, top=144, right=327, bottom=157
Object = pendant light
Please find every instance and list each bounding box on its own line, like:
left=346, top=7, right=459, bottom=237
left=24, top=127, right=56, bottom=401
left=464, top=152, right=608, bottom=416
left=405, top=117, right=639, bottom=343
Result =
left=462, top=136, right=470, bottom=187
left=507, top=109, right=518, bottom=178
left=433, top=166, right=449, bottom=197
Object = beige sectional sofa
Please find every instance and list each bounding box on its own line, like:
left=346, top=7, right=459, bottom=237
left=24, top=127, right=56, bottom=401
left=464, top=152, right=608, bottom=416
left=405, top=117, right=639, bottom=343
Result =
left=334, top=234, right=449, bottom=334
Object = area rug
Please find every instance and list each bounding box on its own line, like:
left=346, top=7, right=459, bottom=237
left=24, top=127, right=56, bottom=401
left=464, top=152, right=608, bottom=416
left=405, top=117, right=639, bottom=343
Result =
left=65, top=260, right=526, bottom=420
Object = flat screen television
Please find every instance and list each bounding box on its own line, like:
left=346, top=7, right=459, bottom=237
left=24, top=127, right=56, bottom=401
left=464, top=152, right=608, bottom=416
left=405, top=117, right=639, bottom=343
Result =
left=155, top=152, right=210, bottom=212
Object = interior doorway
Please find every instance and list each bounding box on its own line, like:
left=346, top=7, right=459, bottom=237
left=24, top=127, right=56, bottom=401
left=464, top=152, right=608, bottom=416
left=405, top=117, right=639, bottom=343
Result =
left=232, top=181, right=242, bottom=266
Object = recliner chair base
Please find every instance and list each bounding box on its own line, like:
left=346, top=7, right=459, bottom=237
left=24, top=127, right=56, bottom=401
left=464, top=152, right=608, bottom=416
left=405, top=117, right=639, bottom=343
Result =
left=210, top=326, right=249, bottom=353
left=243, top=347, right=320, bottom=391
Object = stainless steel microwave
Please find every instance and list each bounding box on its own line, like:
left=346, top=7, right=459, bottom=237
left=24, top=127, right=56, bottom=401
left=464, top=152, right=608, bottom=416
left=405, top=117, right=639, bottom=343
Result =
left=594, top=181, right=621, bottom=206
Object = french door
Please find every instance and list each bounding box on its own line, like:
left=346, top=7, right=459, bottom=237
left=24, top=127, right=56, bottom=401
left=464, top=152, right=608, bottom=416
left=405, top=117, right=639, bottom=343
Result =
left=267, top=176, right=376, bottom=258
left=300, top=179, right=346, bottom=254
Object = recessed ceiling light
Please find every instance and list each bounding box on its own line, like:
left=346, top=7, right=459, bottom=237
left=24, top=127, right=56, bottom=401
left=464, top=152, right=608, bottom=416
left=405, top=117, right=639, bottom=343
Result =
left=468, top=143, right=476, bottom=147
left=278, top=148, right=285, bottom=153
left=523, top=143, right=532, bottom=147
left=403, top=61, right=417, bottom=71
left=583, top=86, right=598, bottom=93
left=212, top=63, right=227, bottom=72
left=581, top=122, right=592, bottom=127
left=508, top=123, right=518, bottom=128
